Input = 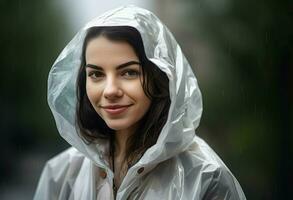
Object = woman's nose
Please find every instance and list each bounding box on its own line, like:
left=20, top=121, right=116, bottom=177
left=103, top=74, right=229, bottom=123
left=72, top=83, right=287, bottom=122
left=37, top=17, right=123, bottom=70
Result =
left=103, top=77, right=123, bottom=99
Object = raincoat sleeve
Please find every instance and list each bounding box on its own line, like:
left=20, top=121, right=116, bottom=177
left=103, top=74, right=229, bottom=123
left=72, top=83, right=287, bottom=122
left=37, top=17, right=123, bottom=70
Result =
left=202, top=166, right=246, bottom=200
left=33, top=147, right=78, bottom=200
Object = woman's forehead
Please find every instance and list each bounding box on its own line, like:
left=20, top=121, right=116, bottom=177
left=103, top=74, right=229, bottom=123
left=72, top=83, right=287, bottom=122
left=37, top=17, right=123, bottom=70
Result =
left=85, top=36, right=139, bottom=67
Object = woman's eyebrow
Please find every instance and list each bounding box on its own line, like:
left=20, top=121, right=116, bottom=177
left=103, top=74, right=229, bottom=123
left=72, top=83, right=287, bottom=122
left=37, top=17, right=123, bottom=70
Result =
left=85, top=61, right=141, bottom=70
left=116, top=61, right=141, bottom=70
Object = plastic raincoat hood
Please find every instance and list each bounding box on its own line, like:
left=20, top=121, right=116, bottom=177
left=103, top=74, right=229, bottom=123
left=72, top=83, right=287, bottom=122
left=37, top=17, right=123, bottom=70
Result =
left=34, top=5, right=246, bottom=200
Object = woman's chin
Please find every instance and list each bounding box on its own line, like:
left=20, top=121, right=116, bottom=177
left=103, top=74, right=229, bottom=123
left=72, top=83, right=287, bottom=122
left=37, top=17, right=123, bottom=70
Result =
left=105, top=120, right=139, bottom=134
left=105, top=122, right=129, bottom=131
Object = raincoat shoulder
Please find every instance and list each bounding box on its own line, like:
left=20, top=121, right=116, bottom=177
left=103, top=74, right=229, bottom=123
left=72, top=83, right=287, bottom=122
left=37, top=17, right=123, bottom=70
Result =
left=131, top=136, right=246, bottom=200
left=33, top=147, right=89, bottom=200
left=180, top=137, right=246, bottom=200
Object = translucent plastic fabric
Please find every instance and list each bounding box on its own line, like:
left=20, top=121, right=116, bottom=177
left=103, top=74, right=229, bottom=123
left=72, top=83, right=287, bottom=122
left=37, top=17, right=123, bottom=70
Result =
left=34, top=5, right=246, bottom=200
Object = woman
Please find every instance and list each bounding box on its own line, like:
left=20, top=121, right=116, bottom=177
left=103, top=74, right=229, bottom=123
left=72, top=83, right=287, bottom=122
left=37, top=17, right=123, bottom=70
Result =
left=34, top=5, right=246, bottom=200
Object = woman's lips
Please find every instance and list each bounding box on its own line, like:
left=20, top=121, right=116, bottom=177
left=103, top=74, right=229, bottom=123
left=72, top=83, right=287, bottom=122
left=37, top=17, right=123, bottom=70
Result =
left=101, top=105, right=132, bottom=115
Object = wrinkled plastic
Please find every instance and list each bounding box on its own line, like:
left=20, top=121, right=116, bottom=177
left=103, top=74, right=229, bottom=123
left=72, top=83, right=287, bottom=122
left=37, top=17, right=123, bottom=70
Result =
left=34, top=5, right=246, bottom=200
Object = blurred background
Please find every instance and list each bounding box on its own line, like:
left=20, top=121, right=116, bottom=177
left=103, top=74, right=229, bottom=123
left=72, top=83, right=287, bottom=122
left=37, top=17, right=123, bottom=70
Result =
left=0, top=0, right=292, bottom=199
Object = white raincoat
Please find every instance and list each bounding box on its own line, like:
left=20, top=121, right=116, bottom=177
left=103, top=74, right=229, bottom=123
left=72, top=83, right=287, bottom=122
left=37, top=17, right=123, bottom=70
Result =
left=34, top=5, right=246, bottom=200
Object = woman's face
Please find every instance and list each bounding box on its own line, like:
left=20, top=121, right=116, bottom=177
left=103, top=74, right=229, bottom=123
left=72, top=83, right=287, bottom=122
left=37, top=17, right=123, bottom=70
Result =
left=85, top=36, right=151, bottom=133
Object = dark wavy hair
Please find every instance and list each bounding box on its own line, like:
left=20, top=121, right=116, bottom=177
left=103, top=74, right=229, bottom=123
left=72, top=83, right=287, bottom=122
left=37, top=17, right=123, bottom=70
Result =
left=76, top=26, right=170, bottom=166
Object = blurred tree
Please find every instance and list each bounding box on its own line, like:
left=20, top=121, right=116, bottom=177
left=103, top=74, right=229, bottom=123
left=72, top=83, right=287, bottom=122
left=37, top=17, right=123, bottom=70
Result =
left=181, top=0, right=292, bottom=199
left=0, top=0, right=71, bottom=188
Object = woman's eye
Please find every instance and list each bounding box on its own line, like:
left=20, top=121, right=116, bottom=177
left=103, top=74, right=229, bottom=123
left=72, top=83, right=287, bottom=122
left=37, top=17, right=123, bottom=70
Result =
left=121, top=69, right=140, bottom=78
left=88, top=71, right=104, bottom=79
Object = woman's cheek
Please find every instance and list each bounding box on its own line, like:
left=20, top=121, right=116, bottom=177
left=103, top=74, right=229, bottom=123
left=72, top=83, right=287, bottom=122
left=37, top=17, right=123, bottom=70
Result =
left=86, top=83, right=102, bottom=103
left=125, top=80, right=144, bottom=92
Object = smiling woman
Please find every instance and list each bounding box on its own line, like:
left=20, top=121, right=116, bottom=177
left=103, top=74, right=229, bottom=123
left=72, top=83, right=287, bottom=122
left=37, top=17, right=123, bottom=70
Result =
left=34, top=5, right=246, bottom=200
left=76, top=26, right=170, bottom=196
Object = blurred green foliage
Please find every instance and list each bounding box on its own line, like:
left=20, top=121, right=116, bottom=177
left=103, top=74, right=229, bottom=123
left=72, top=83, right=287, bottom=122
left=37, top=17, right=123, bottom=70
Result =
left=0, top=0, right=71, bottom=188
left=0, top=0, right=72, bottom=139
left=182, top=0, right=292, bottom=199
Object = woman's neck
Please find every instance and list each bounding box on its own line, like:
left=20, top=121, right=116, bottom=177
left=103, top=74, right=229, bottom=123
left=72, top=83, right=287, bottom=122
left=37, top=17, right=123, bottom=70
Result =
left=112, top=128, right=137, bottom=191
left=114, top=127, right=135, bottom=158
